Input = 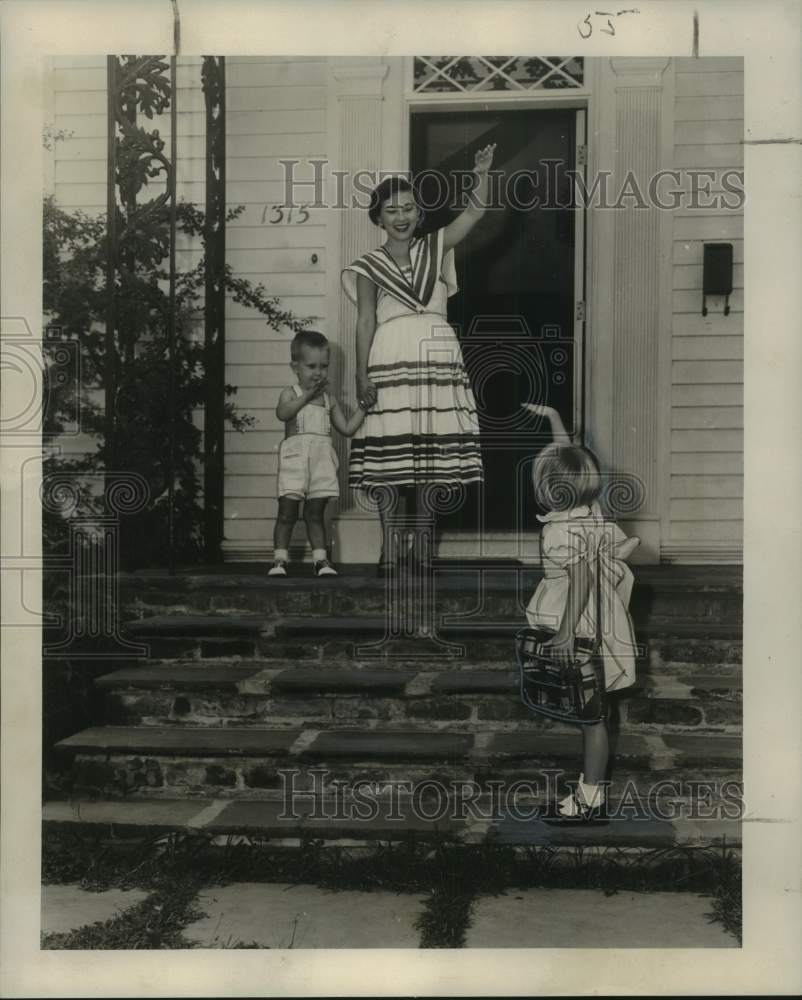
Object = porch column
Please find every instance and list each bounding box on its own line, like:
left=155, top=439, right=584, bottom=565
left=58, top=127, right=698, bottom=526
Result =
left=330, top=61, right=388, bottom=563
left=201, top=56, right=226, bottom=563
left=588, top=58, right=672, bottom=562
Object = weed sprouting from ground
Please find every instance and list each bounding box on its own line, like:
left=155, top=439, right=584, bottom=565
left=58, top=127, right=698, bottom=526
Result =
left=704, top=840, right=742, bottom=944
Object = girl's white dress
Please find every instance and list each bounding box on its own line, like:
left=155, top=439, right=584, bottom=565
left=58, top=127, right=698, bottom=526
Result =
left=526, top=503, right=638, bottom=692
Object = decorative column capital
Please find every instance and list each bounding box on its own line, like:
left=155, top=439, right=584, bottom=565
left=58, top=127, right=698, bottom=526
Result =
left=610, top=57, right=670, bottom=88
left=331, top=61, right=389, bottom=98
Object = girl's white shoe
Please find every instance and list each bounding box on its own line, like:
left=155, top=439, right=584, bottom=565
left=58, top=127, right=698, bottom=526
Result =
left=547, top=774, right=608, bottom=823
left=267, top=560, right=288, bottom=577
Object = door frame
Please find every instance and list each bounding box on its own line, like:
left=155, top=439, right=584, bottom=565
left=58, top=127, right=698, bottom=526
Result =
left=336, top=58, right=674, bottom=563
left=403, top=94, right=590, bottom=553
left=330, top=57, right=619, bottom=563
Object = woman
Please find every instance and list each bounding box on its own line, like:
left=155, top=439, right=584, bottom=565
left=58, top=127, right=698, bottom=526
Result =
left=341, top=144, right=495, bottom=574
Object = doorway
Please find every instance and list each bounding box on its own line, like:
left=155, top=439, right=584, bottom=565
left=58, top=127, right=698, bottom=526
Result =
left=410, top=107, right=585, bottom=533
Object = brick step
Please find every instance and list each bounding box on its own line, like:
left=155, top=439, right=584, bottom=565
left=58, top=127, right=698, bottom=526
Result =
left=97, top=665, right=742, bottom=734
left=56, top=725, right=742, bottom=803
left=53, top=645, right=744, bottom=674
left=273, top=617, right=743, bottom=639
left=43, top=795, right=742, bottom=850
left=116, top=616, right=742, bottom=667
left=116, top=566, right=742, bottom=625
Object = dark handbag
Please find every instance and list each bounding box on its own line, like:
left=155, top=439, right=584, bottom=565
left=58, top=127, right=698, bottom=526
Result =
left=516, top=551, right=608, bottom=725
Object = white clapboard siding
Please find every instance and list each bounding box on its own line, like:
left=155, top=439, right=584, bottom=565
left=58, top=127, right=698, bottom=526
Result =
left=674, top=96, right=742, bottom=122
left=669, top=520, right=744, bottom=542
left=226, top=453, right=281, bottom=476
left=222, top=58, right=330, bottom=557
left=227, top=224, right=327, bottom=251
left=669, top=59, right=744, bottom=551
left=226, top=472, right=278, bottom=496
left=672, top=383, right=743, bottom=407
left=672, top=214, right=743, bottom=240
left=671, top=498, right=743, bottom=519
left=226, top=320, right=301, bottom=344
left=671, top=452, right=743, bottom=476
left=671, top=429, right=743, bottom=452
left=671, top=407, right=743, bottom=430
left=672, top=336, right=743, bottom=361
left=671, top=476, right=743, bottom=498
left=674, top=120, right=744, bottom=145
left=673, top=145, right=743, bottom=168
left=225, top=364, right=302, bottom=389
left=228, top=341, right=296, bottom=365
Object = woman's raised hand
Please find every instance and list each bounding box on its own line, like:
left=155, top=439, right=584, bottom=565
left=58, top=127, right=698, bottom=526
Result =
left=474, top=143, right=496, bottom=175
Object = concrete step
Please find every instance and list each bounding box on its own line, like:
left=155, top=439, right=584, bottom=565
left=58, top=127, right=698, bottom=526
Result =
left=116, top=565, right=742, bottom=626
left=43, top=794, right=742, bottom=850
left=56, top=725, right=742, bottom=804
left=96, top=664, right=742, bottom=734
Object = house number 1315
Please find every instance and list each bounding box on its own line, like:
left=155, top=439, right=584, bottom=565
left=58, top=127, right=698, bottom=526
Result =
left=262, top=204, right=311, bottom=225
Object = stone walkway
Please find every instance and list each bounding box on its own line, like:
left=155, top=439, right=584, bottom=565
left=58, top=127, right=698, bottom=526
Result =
left=41, top=884, right=149, bottom=936
left=183, top=884, right=425, bottom=948
left=41, top=882, right=738, bottom=948
left=466, top=889, right=738, bottom=948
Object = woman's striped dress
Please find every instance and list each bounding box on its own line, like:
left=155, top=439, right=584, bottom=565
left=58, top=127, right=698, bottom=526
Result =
left=342, top=229, right=484, bottom=489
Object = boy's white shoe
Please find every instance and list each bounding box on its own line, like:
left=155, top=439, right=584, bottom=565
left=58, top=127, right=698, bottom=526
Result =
left=314, top=558, right=338, bottom=577
left=267, top=560, right=288, bottom=577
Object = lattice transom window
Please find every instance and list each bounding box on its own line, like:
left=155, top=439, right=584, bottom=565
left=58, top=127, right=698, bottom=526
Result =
left=412, top=56, right=584, bottom=93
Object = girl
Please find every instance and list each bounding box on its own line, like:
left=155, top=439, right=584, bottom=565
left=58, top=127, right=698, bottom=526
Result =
left=522, top=403, right=640, bottom=821
left=341, top=145, right=495, bottom=574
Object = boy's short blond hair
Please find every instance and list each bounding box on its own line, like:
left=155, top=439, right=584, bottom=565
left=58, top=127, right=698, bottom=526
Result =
left=532, top=443, right=602, bottom=511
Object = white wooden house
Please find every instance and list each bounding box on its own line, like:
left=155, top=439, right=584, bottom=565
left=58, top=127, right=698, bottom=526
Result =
left=46, top=55, right=743, bottom=565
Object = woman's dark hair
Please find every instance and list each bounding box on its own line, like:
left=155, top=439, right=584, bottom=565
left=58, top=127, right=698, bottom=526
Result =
left=368, top=177, right=418, bottom=226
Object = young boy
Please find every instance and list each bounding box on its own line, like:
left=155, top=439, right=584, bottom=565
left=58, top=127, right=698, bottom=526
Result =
left=269, top=330, right=366, bottom=577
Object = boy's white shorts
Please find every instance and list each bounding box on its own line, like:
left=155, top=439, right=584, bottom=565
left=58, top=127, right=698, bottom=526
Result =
left=277, top=434, right=340, bottom=500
